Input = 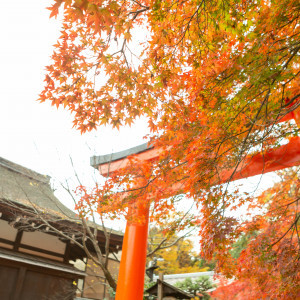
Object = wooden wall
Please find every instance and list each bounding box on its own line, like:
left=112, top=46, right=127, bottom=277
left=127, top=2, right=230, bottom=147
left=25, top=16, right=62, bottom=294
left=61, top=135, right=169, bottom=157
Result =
left=0, top=260, right=76, bottom=300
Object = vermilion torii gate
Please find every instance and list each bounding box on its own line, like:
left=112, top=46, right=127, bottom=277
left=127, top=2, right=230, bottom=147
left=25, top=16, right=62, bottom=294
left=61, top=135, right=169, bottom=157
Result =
left=90, top=108, right=300, bottom=299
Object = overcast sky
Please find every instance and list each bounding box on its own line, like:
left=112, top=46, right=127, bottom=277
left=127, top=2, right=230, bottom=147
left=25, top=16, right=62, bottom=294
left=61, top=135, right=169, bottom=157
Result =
left=0, top=1, right=149, bottom=218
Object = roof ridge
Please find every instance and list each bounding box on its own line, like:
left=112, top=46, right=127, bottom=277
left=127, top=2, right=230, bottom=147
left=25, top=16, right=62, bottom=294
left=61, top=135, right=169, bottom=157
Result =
left=0, top=157, right=50, bottom=184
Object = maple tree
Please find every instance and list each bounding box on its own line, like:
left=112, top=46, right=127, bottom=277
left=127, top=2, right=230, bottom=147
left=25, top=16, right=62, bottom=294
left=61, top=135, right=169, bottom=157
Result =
left=40, top=0, right=300, bottom=297
left=40, top=0, right=300, bottom=206
left=212, top=168, right=300, bottom=299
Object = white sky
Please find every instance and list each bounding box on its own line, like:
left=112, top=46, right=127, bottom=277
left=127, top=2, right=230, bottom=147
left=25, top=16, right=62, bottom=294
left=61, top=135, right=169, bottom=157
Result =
left=0, top=1, right=148, bottom=226
left=0, top=1, right=279, bottom=233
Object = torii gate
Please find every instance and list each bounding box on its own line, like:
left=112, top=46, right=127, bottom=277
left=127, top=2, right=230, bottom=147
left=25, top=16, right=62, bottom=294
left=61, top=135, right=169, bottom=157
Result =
left=90, top=108, right=300, bottom=299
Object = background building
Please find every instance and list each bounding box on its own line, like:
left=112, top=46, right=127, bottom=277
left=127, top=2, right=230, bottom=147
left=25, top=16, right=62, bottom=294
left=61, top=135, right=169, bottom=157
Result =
left=0, top=157, right=123, bottom=299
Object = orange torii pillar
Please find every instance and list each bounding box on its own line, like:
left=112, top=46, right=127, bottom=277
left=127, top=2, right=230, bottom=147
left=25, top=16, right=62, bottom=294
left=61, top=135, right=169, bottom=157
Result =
left=90, top=144, right=158, bottom=299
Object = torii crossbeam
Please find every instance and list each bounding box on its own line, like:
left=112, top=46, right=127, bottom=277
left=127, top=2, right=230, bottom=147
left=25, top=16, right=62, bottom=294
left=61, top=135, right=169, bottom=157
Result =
left=90, top=109, right=300, bottom=299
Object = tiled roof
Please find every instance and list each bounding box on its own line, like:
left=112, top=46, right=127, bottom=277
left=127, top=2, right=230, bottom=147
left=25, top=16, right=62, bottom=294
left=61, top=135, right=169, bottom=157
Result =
left=0, top=157, right=123, bottom=239
left=0, top=157, right=76, bottom=219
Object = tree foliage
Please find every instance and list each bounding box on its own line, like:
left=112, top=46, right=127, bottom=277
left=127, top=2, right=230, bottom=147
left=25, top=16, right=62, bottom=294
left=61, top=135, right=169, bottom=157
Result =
left=230, top=233, right=255, bottom=259
left=40, top=0, right=300, bottom=298
left=148, top=227, right=208, bottom=274
left=213, top=168, right=300, bottom=299
left=41, top=0, right=300, bottom=213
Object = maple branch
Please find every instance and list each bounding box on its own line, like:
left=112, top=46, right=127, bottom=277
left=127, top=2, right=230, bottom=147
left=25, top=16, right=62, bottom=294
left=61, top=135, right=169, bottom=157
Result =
left=147, top=229, right=194, bottom=257
left=129, top=7, right=150, bottom=20
left=221, top=94, right=269, bottom=194
left=282, top=93, right=300, bottom=108
left=282, top=45, right=300, bottom=70
left=268, top=197, right=300, bottom=213
left=129, top=0, right=149, bottom=9
left=174, top=0, right=206, bottom=47
left=271, top=214, right=300, bottom=247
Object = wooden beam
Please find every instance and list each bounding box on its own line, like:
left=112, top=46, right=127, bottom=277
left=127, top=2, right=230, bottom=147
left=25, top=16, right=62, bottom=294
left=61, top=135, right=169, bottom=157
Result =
left=219, top=137, right=300, bottom=183
left=97, top=136, right=300, bottom=185
left=0, top=237, right=14, bottom=246
left=13, top=230, right=23, bottom=251
left=19, top=244, right=65, bottom=258
left=98, top=147, right=160, bottom=176
left=95, top=106, right=300, bottom=178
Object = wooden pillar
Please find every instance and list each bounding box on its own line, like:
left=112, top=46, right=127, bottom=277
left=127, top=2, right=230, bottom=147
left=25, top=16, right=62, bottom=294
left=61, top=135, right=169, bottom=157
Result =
left=158, top=272, right=164, bottom=300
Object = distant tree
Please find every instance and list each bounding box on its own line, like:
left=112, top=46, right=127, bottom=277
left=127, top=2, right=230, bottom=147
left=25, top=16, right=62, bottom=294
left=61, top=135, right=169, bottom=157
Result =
left=232, top=168, right=300, bottom=299
left=230, top=233, right=257, bottom=259
left=193, top=255, right=216, bottom=272
left=175, top=276, right=215, bottom=299
left=147, top=226, right=205, bottom=274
